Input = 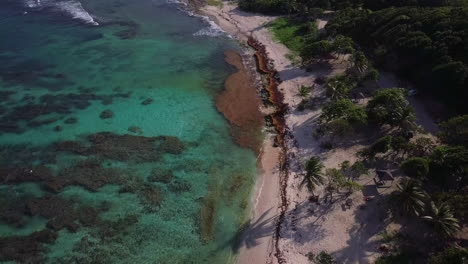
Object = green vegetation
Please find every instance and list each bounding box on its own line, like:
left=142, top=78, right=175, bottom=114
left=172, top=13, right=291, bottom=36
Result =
left=393, top=178, right=427, bottom=216
left=206, top=0, right=223, bottom=7
left=375, top=251, right=418, bottom=264
left=241, top=0, right=468, bottom=115
left=300, top=157, right=325, bottom=194
left=429, top=145, right=468, bottom=190
left=239, top=0, right=468, bottom=261
left=326, top=6, right=468, bottom=114
left=422, top=201, right=461, bottom=237
left=321, top=99, right=366, bottom=126
left=298, top=85, right=313, bottom=97
left=324, top=75, right=357, bottom=100
left=269, top=17, right=318, bottom=55
left=438, top=115, right=468, bottom=146
left=429, top=246, right=468, bottom=264
left=433, top=191, right=468, bottom=222
left=400, top=157, right=429, bottom=179
left=307, top=251, right=337, bottom=264
left=366, top=88, right=414, bottom=128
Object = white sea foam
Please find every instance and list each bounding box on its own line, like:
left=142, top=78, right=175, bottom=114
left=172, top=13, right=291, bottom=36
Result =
left=193, top=15, right=228, bottom=38
left=162, top=0, right=227, bottom=38
left=55, top=1, right=98, bottom=25
left=165, top=0, right=187, bottom=6
left=23, top=0, right=98, bottom=25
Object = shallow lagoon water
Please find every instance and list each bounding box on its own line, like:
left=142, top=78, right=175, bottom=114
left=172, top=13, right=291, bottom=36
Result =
left=0, top=0, right=257, bottom=263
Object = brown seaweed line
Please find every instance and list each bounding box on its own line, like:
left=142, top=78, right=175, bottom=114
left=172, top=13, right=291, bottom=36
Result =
left=247, top=36, right=289, bottom=264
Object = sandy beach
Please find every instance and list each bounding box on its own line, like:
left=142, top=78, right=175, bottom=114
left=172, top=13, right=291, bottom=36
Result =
left=201, top=2, right=438, bottom=264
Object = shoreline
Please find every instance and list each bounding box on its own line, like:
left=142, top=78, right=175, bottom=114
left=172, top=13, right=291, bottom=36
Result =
left=187, top=0, right=444, bottom=263
left=199, top=3, right=442, bottom=264
left=199, top=3, right=294, bottom=264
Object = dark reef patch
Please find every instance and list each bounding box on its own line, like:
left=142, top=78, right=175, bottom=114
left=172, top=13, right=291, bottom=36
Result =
left=99, top=109, right=114, bottom=119
left=0, top=92, right=132, bottom=134
left=85, top=132, right=185, bottom=162
left=141, top=98, right=153, bottom=105
left=64, top=117, right=78, bottom=124
left=0, top=90, right=16, bottom=102
left=27, top=117, right=60, bottom=128
left=128, top=125, right=143, bottom=134
left=148, top=168, right=173, bottom=184
left=46, top=159, right=125, bottom=192
left=119, top=175, right=164, bottom=212
left=168, top=177, right=191, bottom=193
left=0, top=229, right=57, bottom=263
left=0, top=160, right=124, bottom=193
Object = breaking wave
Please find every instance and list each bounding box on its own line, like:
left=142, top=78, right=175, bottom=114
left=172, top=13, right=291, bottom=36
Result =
left=193, top=15, right=226, bottom=37
left=23, top=0, right=98, bottom=25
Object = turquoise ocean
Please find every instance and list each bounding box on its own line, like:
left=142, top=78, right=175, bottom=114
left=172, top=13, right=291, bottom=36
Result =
left=0, top=0, right=257, bottom=263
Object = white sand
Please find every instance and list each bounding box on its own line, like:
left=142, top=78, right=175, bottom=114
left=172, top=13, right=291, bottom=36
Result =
left=201, top=2, right=438, bottom=264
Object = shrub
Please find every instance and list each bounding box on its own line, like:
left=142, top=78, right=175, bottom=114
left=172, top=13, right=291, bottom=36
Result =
left=298, top=85, right=312, bottom=97
left=438, top=115, right=468, bottom=146
left=429, top=146, right=468, bottom=189
left=433, top=191, right=468, bottom=222
left=307, top=251, right=337, bottom=264
left=366, top=88, right=415, bottom=127
left=370, top=135, right=393, bottom=154
left=429, top=247, right=468, bottom=264
left=321, top=99, right=367, bottom=127
left=375, top=251, right=417, bottom=264
left=363, top=67, right=379, bottom=81
left=325, top=75, right=357, bottom=100
left=400, top=157, right=429, bottom=178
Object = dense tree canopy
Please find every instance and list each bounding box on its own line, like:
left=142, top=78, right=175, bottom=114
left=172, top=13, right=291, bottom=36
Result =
left=366, top=88, right=414, bottom=127
left=326, top=6, right=468, bottom=113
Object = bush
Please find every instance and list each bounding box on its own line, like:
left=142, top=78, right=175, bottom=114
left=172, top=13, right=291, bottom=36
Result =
left=324, top=75, right=357, bottom=100
left=429, top=146, right=468, bottom=189
left=375, top=251, right=417, bottom=264
left=366, top=88, right=415, bottom=127
left=400, top=157, right=429, bottom=178
left=429, top=247, right=468, bottom=264
left=370, top=135, right=393, bottom=154
left=433, top=191, right=468, bottom=222
left=363, top=67, right=379, bottom=81
left=307, top=251, right=337, bottom=264
left=239, top=0, right=291, bottom=14
left=321, top=99, right=367, bottom=127
left=298, top=85, right=312, bottom=97
left=302, top=40, right=333, bottom=59
left=438, top=115, right=468, bottom=146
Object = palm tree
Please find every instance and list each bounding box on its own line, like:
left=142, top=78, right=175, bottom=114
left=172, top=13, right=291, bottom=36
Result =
left=300, top=157, right=325, bottom=195
left=393, top=178, right=427, bottom=216
left=422, top=202, right=460, bottom=238
left=350, top=51, right=368, bottom=74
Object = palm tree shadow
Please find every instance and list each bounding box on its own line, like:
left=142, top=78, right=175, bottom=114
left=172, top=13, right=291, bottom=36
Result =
left=215, top=208, right=278, bottom=254
left=331, top=196, right=393, bottom=263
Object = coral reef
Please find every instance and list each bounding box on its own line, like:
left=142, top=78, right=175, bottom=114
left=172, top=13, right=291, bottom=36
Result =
left=55, top=133, right=185, bottom=162
left=0, top=230, right=57, bottom=263
left=148, top=168, right=173, bottom=183
left=99, top=109, right=114, bottom=119
left=141, top=98, right=153, bottom=105
left=64, top=117, right=78, bottom=124
left=168, top=177, right=191, bottom=193
left=128, top=126, right=143, bottom=134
